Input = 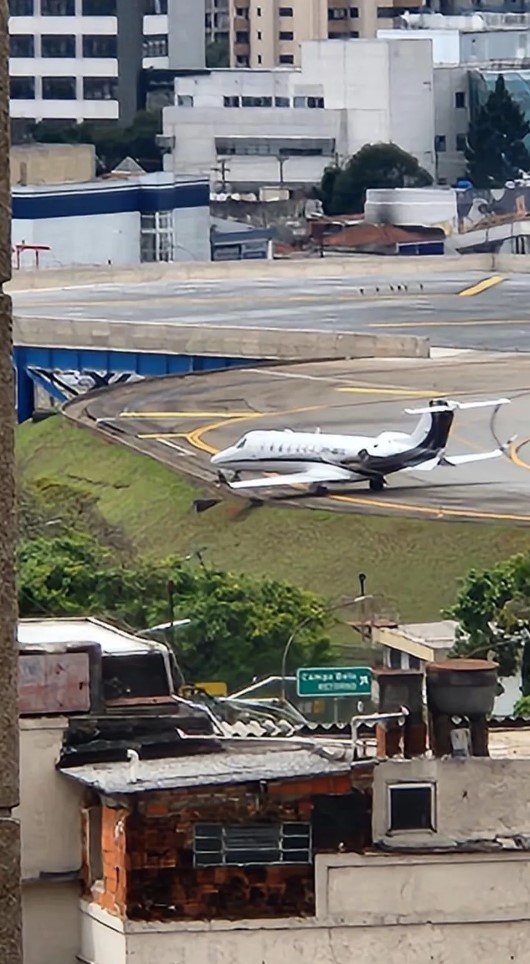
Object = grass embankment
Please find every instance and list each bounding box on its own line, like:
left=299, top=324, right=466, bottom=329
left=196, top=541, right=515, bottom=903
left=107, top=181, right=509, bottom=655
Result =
left=16, top=415, right=530, bottom=624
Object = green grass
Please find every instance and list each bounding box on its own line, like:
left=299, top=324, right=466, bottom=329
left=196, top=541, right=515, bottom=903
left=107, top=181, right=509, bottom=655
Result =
left=16, top=414, right=530, bottom=624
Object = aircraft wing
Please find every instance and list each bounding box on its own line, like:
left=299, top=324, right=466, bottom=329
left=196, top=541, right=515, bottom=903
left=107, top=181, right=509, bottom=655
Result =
left=225, top=464, right=354, bottom=490
left=403, top=450, right=503, bottom=473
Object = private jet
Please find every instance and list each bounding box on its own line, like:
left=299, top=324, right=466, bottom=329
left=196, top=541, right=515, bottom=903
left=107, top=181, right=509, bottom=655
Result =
left=210, top=397, right=510, bottom=495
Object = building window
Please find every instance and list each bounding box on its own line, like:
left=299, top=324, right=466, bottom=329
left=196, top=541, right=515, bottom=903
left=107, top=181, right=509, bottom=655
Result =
left=83, top=35, right=117, bottom=57
left=456, top=133, right=467, bottom=152
left=145, top=0, right=167, bottom=12
left=143, top=35, right=168, bottom=57
left=389, top=647, right=401, bottom=669
left=293, top=95, right=324, bottom=108
left=10, top=35, right=34, bottom=57
left=241, top=95, right=272, bottom=106
left=350, top=5, right=359, bottom=14
left=82, top=0, right=117, bottom=13
left=279, top=5, right=293, bottom=14
left=377, top=6, right=398, bottom=16
left=10, top=76, right=35, bottom=98
left=279, top=30, right=294, bottom=39
left=141, top=210, right=174, bottom=263
left=235, top=31, right=249, bottom=42
left=389, top=784, right=435, bottom=832
left=257, top=54, right=262, bottom=63
left=193, top=823, right=312, bottom=867
left=83, top=77, right=118, bottom=100
left=275, top=96, right=290, bottom=107
left=223, top=95, right=240, bottom=107
left=279, top=54, right=294, bottom=63
left=41, top=0, right=75, bottom=13
left=257, top=30, right=262, bottom=39
left=42, top=76, right=76, bottom=99
left=435, top=134, right=446, bottom=153
left=236, top=55, right=249, bottom=66
left=177, top=93, right=193, bottom=106
left=41, top=35, right=76, bottom=57
left=235, top=5, right=248, bottom=15
left=9, top=0, right=34, bottom=14
left=329, top=6, right=348, bottom=17
left=455, top=90, right=466, bottom=109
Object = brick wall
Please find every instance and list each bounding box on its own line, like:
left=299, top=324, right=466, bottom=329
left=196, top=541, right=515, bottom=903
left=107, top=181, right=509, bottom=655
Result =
left=122, top=773, right=371, bottom=922
left=96, top=805, right=129, bottom=917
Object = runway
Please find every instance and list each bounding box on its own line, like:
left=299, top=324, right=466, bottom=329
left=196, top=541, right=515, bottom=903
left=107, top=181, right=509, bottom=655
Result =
left=68, top=349, right=530, bottom=525
left=12, top=268, right=530, bottom=352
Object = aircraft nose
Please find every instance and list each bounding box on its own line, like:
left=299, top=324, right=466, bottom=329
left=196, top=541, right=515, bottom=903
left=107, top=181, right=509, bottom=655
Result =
left=211, top=450, right=226, bottom=465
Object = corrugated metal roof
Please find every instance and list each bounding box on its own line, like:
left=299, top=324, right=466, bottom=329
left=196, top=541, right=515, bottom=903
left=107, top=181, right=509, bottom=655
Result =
left=62, top=742, right=351, bottom=794
left=17, top=617, right=168, bottom=656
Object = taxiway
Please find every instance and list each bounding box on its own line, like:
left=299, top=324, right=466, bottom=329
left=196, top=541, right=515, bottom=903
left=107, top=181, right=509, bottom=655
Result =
left=67, top=350, right=530, bottom=525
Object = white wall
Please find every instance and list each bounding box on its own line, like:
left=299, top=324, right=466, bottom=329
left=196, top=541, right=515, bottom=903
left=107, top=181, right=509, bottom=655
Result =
left=17, top=717, right=83, bottom=881
left=389, top=39, right=435, bottom=175
left=373, top=757, right=530, bottom=848
left=377, top=28, right=461, bottom=65
left=82, top=850, right=530, bottom=964
left=12, top=211, right=140, bottom=269
left=174, top=205, right=211, bottom=262
left=23, top=881, right=80, bottom=964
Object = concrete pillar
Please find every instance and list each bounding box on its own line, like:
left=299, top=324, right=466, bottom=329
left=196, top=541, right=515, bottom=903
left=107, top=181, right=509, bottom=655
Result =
left=168, top=0, right=206, bottom=70
left=0, top=2, right=22, bottom=962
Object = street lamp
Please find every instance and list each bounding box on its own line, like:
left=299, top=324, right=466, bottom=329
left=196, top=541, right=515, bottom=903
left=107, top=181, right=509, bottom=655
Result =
left=280, top=592, right=375, bottom=702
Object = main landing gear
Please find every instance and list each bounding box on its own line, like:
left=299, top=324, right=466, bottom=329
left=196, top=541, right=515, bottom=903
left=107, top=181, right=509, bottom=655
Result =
left=369, top=476, right=385, bottom=492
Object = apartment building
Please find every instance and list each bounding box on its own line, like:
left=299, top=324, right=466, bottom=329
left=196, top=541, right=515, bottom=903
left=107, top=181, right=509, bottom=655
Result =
left=229, top=0, right=423, bottom=68
left=8, top=0, right=206, bottom=129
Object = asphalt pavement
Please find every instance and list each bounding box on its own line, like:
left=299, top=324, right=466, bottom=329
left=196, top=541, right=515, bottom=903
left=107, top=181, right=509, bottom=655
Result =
left=66, top=350, right=530, bottom=526
left=12, top=270, right=530, bottom=352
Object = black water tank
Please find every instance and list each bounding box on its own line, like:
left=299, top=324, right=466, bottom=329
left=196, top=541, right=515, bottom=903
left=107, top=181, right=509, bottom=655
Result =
left=426, top=658, right=499, bottom=717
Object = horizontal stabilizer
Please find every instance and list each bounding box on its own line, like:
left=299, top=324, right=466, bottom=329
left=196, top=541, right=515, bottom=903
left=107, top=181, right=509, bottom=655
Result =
left=440, top=449, right=503, bottom=466
left=405, top=398, right=510, bottom=415
left=225, top=463, right=354, bottom=490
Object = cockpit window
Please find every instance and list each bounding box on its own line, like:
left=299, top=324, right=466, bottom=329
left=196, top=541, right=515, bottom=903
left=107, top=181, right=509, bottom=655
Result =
left=236, top=437, right=246, bottom=449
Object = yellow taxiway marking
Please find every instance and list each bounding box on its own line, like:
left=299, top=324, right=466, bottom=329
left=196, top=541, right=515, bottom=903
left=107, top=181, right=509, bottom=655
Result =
left=371, top=318, right=529, bottom=329
left=458, top=275, right=505, bottom=297
left=120, top=410, right=255, bottom=419
left=509, top=438, right=530, bottom=472
left=337, top=387, right=436, bottom=397
left=138, top=432, right=189, bottom=439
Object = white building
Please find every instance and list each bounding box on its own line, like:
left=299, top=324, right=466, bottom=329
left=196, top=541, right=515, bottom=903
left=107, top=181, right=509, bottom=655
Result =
left=162, top=38, right=436, bottom=189
left=11, top=171, right=211, bottom=268
left=9, top=0, right=206, bottom=128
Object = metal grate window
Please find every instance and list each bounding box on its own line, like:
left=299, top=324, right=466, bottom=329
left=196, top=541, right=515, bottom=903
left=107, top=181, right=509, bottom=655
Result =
left=194, top=822, right=312, bottom=867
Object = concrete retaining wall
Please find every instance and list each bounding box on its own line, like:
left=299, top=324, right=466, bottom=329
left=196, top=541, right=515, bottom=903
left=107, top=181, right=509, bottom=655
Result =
left=6, top=253, right=495, bottom=292
left=14, top=316, right=429, bottom=360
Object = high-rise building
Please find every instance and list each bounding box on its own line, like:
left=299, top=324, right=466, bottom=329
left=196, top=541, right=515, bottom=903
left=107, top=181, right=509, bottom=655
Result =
left=229, top=0, right=424, bottom=68
left=8, top=0, right=206, bottom=131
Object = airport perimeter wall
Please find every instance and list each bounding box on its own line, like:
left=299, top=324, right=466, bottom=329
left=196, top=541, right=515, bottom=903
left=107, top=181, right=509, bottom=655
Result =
left=13, top=315, right=428, bottom=362
left=5, top=253, right=499, bottom=292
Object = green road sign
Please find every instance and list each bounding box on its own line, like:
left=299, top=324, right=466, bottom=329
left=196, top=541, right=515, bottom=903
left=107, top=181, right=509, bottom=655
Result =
left=296, top=666, right=372, bottom=698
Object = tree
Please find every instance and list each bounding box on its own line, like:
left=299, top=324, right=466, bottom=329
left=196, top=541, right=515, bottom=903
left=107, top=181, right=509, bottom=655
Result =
left=16, top=532, right=333, bottom=690
left=32, top=110, right=163, bottom=173
left=318, top=143, right=433, bottom=216
left=206, top=37, right=229, bottom=68
left=465, top=75, right=530, bottom=188
left=448, top=552, right=530, bottom=678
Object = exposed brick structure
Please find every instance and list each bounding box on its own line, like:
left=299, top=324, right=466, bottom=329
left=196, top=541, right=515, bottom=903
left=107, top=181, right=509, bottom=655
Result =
left=86, top=770, right=372, bottom=923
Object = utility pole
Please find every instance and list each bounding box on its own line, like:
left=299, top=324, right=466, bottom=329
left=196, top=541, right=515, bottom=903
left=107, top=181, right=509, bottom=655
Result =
left=0, top=1, right=22, bottom=961
left=212, top=158, right=230, bottom=192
